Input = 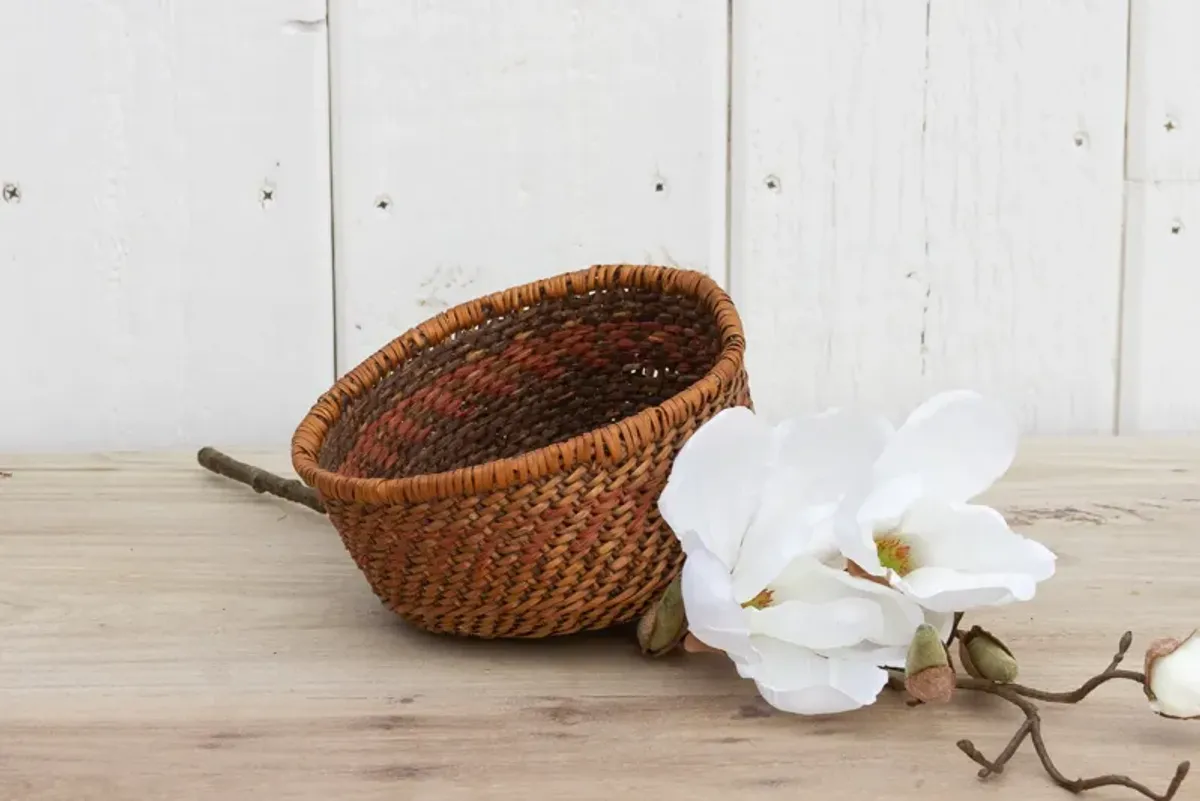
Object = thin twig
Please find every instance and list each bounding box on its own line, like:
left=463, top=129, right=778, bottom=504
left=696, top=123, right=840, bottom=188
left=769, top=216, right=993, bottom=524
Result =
left=945, top=611, right=966, bottom=649
left=1027, top=717, right=1189, bottom=799
left=1007, top=669, right=1146, bottom=704
left=957, top=719, right=1033, bottom=778
left=946, top=633, right=1190, bottom=801
left=196, top=447, right=326, bottom=514
left=1108, top=631, right=1136, bottom=671
left=1006, top=632, right=1143, bottom=704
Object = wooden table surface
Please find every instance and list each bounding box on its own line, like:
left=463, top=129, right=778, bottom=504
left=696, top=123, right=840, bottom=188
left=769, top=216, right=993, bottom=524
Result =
left=3, top=440, right=1200, bottom=800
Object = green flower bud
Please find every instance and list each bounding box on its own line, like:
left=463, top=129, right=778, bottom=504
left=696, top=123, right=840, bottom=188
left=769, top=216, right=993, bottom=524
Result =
left=958, top=625, right=1019, bottom=684
left=637, top=575, right=686, bottom=657
left=905, top=623, right=955, bottom=703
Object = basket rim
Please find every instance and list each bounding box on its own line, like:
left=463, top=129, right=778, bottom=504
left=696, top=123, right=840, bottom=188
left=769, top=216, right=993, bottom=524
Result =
left=290, top=263, right=747, bottom=505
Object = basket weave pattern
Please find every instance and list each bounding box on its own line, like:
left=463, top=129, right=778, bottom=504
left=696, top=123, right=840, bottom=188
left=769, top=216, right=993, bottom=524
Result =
left=292, top=265, right=749, bottom=638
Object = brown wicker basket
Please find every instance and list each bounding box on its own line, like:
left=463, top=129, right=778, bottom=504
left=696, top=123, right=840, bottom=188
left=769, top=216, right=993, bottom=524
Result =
left=290, top=264, right=750, bottom=638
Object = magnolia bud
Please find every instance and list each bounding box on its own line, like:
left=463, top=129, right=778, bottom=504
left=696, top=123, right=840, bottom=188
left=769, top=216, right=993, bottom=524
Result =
left=1144, top=631, right=1200, bottom=719
left=905, top=623, right=955, bottom=704
left=958, top=626, right=1019, bottom=684
left=637, top=575, right=687, bottom=657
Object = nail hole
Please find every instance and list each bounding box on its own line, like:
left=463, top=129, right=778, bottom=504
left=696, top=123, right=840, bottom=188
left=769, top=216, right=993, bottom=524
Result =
left=259, top=186, right=275, bottom=208
left=2, top=183, right=21, bottom=204
left=375, top=194, right=391, bottom=211
left=653, top=180, right=666, bottom=193
left=1165, top=118, right=1178, bottom=132
left=1171, top=220, right=1183, bottom=235
left=1072, top=132, right=1088, bottom=148
left=764, top=175, right=781, bottom=192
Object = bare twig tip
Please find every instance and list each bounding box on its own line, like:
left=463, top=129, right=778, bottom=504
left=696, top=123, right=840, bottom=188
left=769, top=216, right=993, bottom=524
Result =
left=196, top=446, right=326, bottom=514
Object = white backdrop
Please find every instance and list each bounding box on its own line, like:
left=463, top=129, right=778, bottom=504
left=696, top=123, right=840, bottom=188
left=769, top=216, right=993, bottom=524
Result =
left=2, top=0, right=1196, bottom=452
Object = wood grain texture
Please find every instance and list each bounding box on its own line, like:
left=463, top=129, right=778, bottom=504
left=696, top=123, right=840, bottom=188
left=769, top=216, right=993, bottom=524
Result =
left=0, top=0, right=334, bottom=453
left=329, top=0, right=729, bottom=373
left=1119, top=182, right=1200, bottom=432
left=1126, top=0, right=1200, bottom=181
left=730, top=0, right=1128, bottom=433
left=1120, top=1, right=1200, bottom=433
left=3, top=442, right=1200, bottom=799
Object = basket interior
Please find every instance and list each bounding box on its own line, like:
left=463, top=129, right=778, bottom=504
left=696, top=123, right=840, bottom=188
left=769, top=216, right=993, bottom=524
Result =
left=317, top=285, right=725, bottom=481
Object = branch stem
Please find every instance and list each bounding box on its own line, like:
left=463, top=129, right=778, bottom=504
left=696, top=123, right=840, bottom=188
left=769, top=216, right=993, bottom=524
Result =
left=1007, top=669, right=1146, bottom=704
left=943, top=632, right=1188, bottom=801
left=196, top=447, right=326, bottom=514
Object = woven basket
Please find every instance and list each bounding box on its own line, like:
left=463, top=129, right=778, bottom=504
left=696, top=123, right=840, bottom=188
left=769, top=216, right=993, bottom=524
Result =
left=290, top=264, right=750, bottom=638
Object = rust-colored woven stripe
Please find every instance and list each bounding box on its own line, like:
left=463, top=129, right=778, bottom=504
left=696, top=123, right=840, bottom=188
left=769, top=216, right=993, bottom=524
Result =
left=291, top=264, right=750, bottom=638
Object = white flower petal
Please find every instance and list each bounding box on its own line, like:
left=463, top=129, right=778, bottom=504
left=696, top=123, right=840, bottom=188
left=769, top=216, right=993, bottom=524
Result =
left=833, top=473, right=926, bottom=578
left=747, top=598, right=883, bottom=651
left=904, top=499, right=1055, bottom=575
left=874, top=390, right=1018, bottom=504
left=859, top=474, right=925, bottom=528
left=678, top=536, right=758, bottom=664
left=817, top=642, right=908, bottom=668
left=832, top=481, right=887, bottom=576
left=895, top=498, right=1056, bottom=612
left=925, top=610, right=958, bottom=641
left=1149, top=634, right=1200, bottom=718
left=658, top=406, right=774, bottom=570
left=774, top=407, right=895, bottom=506
left=822, top=568, right=927, bottom=645
left=894, top=567, right=1037, bottom=613
left=752, top=558, right=924, bottom=651
left=766, top=557, right=866, bottom=604
left=729, top=470, right=827, bottom=602
left=730, top=409, right=892, bottom=600
left=743, top=636, right=889, bottom=715
left=819, top=609, right=956, bottom=669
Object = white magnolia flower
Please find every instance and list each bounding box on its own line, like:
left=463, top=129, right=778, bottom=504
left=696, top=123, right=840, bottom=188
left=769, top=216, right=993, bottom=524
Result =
left=658, top=406, right=950, bottom=715
left=1145, top=632, right=1200, bottom=719
left=833, top=390, right=1056, bottom=613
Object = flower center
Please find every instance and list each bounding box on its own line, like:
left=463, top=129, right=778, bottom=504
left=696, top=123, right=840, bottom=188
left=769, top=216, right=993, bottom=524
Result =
left=874, top=533, right=913, bottom=576
left=741, top=588, right=774, bottom=610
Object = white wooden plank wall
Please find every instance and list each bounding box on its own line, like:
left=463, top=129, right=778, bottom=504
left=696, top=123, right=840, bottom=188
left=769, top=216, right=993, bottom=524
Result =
left=1120, top=0, right=1200, bottom=433
left=329, top=0, right=729, bottom=373
left=730, top=0, right=1129, bottom=433
left=0, top=0, right=335, bottom=453
left=3, top=1, right=1199, bottom=451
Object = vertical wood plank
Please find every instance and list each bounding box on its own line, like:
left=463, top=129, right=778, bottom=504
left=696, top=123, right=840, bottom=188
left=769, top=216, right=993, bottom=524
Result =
left=730, top=0, right=1128, bottom=433
left=1126, top=0, right=1200, bottom=181
left=329, top=0, right=729, bottom=372
left=1118, top=183, right=1200, bottom=432
left=730, top=0, right=929, bottom=423
left=0, top=0, right=335, bottom=452
left=1120, top=0, right=1200, bottom=432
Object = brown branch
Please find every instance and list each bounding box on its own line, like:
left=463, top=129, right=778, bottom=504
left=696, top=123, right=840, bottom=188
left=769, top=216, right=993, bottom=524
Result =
left=945, top=632, right=1190, bottom=801
left=955, top=678, right=1188, bottom=799
left=945, top=611, right=966, bottom=649
left=196, top=447, right=326, bottom=514
left=1007, top=669, right=1146, bottom=704
left=1007, top=631, right=1143, bottom=704
left=1109, top=630, right=1136, bottom=671
left=1027, top=718, right=1189, bottom=799
left=957, top=719, right=1033, bottom=777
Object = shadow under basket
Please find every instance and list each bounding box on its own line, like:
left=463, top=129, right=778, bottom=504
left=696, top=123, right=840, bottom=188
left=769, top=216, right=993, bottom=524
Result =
left=290, top=264, right=751, bottom=638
